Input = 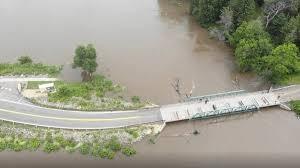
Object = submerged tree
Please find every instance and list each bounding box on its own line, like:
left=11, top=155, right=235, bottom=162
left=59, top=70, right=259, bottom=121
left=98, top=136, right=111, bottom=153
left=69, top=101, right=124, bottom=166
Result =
left=73, top=44, right=98, bottom=81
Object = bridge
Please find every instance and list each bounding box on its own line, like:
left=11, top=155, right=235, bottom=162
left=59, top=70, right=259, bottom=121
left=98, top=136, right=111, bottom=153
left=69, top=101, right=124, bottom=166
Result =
left=0, top=77, right=299, bottom=129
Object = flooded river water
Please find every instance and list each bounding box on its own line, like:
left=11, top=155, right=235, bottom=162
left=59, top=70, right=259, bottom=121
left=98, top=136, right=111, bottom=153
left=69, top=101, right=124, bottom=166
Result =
left=0, top=0, right=261, bottom=104
left=0, top=0, right=299, bottom=167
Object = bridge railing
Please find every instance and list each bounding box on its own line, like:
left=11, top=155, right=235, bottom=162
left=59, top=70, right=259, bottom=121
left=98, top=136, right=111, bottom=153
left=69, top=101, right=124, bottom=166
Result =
left=190, top=104, right=259, bottom=120
left=185, top=90, right=246, bottom=102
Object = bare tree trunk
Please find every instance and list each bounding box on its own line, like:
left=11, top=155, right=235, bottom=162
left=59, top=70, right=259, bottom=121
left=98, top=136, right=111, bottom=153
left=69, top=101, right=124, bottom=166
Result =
left=81, top=71, right=92, bottom=82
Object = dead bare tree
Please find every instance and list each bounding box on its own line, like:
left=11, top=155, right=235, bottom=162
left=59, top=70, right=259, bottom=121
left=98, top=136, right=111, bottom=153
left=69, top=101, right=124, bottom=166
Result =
left=171, top=78, right=196, bottom=102
left=264, top=0, right=292, bottom=28
left=171, top=78, right=182, bottom=101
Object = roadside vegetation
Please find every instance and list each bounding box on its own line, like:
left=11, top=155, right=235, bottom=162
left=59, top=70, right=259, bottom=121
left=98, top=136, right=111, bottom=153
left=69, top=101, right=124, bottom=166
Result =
left=26, top=76, right=149, bottom=111
left=191, top=0, right=300, bottom=85
left=291, top=100, right=300, bottom=115
left=0, top=121, right=161, bottom=159
left=23, top=44, right=151, bottom=111
left=0, top=56, right=62, bottom=77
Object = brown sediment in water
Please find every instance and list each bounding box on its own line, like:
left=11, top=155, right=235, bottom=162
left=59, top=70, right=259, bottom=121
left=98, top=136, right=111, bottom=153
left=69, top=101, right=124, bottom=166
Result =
left=0, top=0, right=261, bottom=105
left=0, top=0, right=297, bottom=167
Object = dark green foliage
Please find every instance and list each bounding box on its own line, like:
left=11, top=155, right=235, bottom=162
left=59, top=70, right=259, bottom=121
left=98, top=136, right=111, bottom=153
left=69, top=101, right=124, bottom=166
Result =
left=229, top=0, right=256, bottom=26
left=121, top=146, right=136, bottom=156
left=131, top=96, right=141, bottom=104
left=73, top=44, right=98, bottom=81
left=190, top=0, right=229, bottom=26
left=18, top=56, right=33, bottom=65
left=282, top=15, right=300, bottom=47
left=255, top=0, right=264, bottom=7
left=266, top=13, right=289, bottom=44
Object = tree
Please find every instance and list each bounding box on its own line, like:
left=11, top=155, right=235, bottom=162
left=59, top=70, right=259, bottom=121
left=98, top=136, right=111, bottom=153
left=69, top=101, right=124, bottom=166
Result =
left=235, top=38, right=273, bottom=72
left=282, top=15, right=300, bottom=46
left=229, top=20, right=270, bottom=47
left=266, top=13, right=289, bottom=44
left=263, top=0, right=292, bottom=28
left=260, top=43, right=300, bottom=83
left=190, top=0, right=229, bottom=26
left=255, top=0, right=265, bottom=7
left=73, top=44, right=98, bottom=81
left=229, top=0, right=256, bottom=26
left=18, top=56, right=33, bottom=65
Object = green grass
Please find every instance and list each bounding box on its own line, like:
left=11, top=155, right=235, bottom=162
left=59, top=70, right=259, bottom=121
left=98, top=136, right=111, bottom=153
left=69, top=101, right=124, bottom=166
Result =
left=282, top=72, right=300, bottom=85
left=27, top=75, right=149, bottom=111
left=291, top=100, right=300, bottom=115
left=0, top=63, right=62, bottom=77
left=48, top=75, right=120, bottom=103
left=27, top=81, right=53, bottom=89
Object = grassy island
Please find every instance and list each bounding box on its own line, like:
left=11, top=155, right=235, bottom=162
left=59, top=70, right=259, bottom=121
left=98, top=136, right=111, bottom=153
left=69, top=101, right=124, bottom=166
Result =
left=0, top=56, right=62, bottom=77
left=26, top=75, right=150, bottom=111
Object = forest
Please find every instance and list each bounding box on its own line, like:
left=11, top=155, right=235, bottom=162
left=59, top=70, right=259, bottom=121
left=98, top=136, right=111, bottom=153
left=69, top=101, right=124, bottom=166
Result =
left=191, top=0, right=300, bottom=84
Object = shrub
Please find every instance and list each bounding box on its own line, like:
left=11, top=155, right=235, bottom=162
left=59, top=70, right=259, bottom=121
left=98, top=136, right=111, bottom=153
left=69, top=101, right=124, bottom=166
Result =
left=131, top=96, right=141, bottom=104
left=79, top=143, right=91, bottom=155
left=43, top=141, right=60, bottom=153
left=18, top=56, right=33, bottom=65
left=27, top=138, right=41, bottom=151
left=99, top=148, right=115, bottom=159
left=291, top=100, right=300, bottom=115
left=105, top=137, right=122, bottom=151
left=122, top=146, right=136, bottom=156
left=126, top=129, right=139, bottom=139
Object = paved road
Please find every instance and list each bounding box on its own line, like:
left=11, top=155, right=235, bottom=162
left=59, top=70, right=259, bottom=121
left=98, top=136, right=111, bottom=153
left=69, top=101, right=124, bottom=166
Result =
left=0, top=79, right=162, bottom=129
left=0, top=78, right=299, bottom=130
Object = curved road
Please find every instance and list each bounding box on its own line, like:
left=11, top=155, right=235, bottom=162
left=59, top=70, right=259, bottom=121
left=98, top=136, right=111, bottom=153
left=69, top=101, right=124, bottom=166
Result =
left=0, top=79, right=162, bottom=129
left=0, top=78, right=299, bottom=130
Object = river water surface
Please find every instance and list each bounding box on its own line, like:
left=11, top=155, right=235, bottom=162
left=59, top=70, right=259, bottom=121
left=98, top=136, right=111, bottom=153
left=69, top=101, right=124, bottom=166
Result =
left=0, top=0, right=299, bottom=167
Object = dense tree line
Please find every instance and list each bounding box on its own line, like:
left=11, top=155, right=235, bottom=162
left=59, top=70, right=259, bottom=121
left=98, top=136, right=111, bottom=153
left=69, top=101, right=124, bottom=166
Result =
left=191, top=0, right=300, bottom=84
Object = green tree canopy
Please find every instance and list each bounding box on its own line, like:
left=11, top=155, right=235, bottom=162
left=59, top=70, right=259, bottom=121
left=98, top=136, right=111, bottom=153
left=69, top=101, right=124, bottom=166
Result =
left=73, top=44, right=98, bottom=81
left=266, top=13, right=289, bottom=44
left=229, top=20, right=270, bottom=47
left=229, top=0, right=256, bottom=26
left=282, top=15, right=300, bottom=47
left=191, top=0, right=229, bottom=26
left=260, top=43, right=300, bottom=83
left=235, top=38, right=273, bottom=72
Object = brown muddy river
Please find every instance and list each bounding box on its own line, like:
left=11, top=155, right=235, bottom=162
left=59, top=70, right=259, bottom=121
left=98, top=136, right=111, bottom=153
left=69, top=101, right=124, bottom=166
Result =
left=0, top=0, right=261, bottom=104
left=0, top=0, right=299, bottom=167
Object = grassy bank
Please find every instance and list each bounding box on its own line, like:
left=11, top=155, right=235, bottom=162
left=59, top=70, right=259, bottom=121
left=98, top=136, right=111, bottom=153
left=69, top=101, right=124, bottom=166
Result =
left=291, top=100, right=300, bottom=115
left=0, top=121, right=161, bottom=159
left=282, top=72, right=300, bottom=85
left=26, top=75, right=151, bottom=111
left=0, top=63, right=62, bottom=77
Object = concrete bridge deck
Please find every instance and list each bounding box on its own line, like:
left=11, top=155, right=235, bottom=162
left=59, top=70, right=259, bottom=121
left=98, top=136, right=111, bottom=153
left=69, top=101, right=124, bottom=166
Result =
left=0, top=77, right=299, bottom=129
left=160, top=90, right=280, bottom=122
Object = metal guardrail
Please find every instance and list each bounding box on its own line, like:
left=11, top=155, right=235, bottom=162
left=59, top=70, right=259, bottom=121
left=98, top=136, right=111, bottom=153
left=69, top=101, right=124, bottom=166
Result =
left=185, top=90, right=246, bottom=102
left=190, top=104, right=259, bottom=120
